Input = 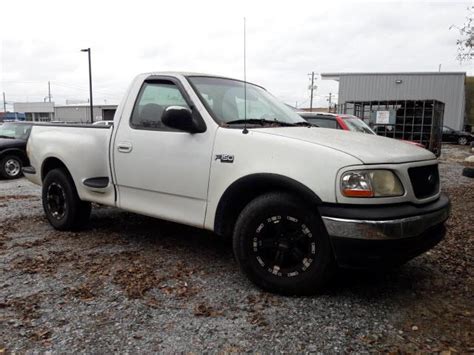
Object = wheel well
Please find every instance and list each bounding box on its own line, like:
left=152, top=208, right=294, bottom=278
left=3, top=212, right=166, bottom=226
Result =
left=0, top=149, right=29, bottom=165
left=214, top=173, right=322, bottom=238
left=41, top=157, right=69, bottom=181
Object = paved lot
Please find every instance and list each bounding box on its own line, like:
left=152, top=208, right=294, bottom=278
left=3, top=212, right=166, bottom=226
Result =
left=0, top=145, right=473, bottom=352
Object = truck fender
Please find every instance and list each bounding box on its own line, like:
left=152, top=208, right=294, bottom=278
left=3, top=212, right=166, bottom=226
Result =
left=213, top=173, right=322, bottom=237
left=41, top=156, right=72, bottom=182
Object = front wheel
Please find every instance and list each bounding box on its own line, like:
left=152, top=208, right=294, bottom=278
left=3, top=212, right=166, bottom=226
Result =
left=42, top=168, right=91, bottom=230
left=233, top=192, right=333, bottom=295
left=458, top=136, right=468, bottom=145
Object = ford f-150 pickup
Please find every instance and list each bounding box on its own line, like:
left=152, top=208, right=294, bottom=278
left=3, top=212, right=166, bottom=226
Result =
left=23, top=72, right=450, bottom=295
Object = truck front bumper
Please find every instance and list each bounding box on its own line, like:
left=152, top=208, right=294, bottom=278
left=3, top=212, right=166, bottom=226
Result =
left=320, top=193, right=450, bottom=268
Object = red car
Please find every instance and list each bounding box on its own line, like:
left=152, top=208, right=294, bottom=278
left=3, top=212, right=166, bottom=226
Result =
left=297, top=112, right=425, bottom=148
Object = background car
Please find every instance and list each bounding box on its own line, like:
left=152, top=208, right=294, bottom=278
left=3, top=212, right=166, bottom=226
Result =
left=297, top=112, right=374, bottom=133
left=0, top=122, right=32, bottom=179
left=298, top=112, right=425, bottom=148
left=442, top=126, right=473, bottom=145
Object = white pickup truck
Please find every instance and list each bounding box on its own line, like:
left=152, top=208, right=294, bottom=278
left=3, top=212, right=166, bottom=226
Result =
left=23, top=72, right=450, bottom=295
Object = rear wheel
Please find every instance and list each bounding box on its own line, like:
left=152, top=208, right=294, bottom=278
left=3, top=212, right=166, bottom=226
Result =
left=0, top=155, right=23, bottom=179
left=42, top=168, right=91, bottom=230
left=233, top=192, right=333, bottom=295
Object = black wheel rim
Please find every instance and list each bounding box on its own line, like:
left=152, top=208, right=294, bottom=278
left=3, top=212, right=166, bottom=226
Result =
left=252, top=215, right=316, bottom=277
left=46, top=182, right=67, bottom=220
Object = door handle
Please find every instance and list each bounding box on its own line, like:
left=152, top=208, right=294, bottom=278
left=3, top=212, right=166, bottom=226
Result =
left=117, top=142, right=133, bottom=153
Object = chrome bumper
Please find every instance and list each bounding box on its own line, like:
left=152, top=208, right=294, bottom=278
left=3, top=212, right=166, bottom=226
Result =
left=322, top=205, right=450, bottom=240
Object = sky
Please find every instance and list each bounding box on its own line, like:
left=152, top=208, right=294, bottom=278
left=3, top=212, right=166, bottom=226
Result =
left=1, top=0, right=473, bottom=110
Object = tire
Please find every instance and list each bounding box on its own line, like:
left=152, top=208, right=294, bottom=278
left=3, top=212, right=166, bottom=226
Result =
left=233, top=192, right=333, bottom=295
left=0, top=155, right=23, bottom=179
left=462, top=167, right=474, bottom=178
left=42, top=168, right=91, bottom=230
left=458, top=136, right=468, bottom=145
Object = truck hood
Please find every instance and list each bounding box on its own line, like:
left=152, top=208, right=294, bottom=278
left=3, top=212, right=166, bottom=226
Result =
left=254, top=127, right=435, bottom=164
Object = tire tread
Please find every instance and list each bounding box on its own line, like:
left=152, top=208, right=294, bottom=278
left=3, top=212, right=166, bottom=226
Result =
left=232, top=192, right=333, bottom=295
left=42, top=168, right=91, bottom=230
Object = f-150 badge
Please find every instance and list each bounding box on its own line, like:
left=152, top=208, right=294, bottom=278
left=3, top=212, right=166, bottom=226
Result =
left=215, top=154, right=234, bottom=163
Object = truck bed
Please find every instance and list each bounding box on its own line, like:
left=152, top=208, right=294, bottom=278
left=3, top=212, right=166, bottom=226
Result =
left=26, top=124, right=116, bottom=206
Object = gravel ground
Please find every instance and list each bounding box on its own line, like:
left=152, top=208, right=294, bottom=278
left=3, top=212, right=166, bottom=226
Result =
left=0, top=144, right=473, bottom=352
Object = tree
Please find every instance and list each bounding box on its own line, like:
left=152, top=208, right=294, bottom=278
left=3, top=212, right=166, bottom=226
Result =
left=451, top=6, right=474, bottom=63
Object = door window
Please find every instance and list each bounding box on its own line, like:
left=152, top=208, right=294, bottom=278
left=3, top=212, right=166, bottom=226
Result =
left=131, top=81, right=189, bottom=130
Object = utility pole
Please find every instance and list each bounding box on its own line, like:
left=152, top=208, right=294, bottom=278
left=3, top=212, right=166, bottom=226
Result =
left=309, top=71, right=315, bottom=112
left=328, top=92, right=332, bottom=107
left=2, top=92, right=6, bottom=113
left=81, top=48, right=94, bottom=123
left=48, top=81, right=52, bottom=103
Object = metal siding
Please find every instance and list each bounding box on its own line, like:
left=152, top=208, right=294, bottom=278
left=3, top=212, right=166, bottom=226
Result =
left=13, top=102, right=54, bottom=113
left=338, top=74, right=465, bottom=130
left=55, top=107, right=89, bottom=122
left=54, top=105, right=118, bottom=123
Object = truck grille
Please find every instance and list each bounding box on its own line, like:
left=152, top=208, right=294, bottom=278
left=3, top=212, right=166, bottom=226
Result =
left=408, top=164, right=439, bottom=199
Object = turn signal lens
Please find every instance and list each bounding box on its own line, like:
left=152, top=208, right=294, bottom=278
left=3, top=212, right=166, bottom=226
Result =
left=341, top=170, right=404, bottom=198
left=341, top=171, right=374, bottom=197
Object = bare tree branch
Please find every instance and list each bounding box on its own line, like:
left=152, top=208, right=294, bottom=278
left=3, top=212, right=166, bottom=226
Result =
left=451, top=6, right=474, bottom=63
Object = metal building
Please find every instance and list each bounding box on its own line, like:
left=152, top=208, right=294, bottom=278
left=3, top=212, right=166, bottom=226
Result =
left=321, top=72, right=466, bottom=130
left=54, top=104, right=118, bottom=123
left=13, top=102, right=55, bottom=121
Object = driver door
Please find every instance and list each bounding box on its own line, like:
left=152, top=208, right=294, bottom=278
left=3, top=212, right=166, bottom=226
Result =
left=113, top=78, right=214, bottom=227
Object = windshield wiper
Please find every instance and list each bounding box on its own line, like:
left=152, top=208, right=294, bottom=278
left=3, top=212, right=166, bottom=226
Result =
left=225, top=119, right=296, bottom=127
left=0, top=135, right=14, bottom=139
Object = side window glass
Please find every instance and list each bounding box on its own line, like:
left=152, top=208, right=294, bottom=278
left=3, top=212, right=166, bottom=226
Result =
left=131, top=81, right=189, bottom=130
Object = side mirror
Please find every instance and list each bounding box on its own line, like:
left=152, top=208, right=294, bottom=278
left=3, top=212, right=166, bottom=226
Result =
left=162, top=106, right=202, bottom=133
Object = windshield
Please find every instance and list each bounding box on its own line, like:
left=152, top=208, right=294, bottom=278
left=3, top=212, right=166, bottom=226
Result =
left=343, top=118, right=375, bottom=134
left=188, top=76, right=307, bottom=126
left=0, top=123, right=32, bottom=139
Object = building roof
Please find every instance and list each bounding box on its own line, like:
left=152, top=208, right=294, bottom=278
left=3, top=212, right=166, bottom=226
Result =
left=321, top=71, right=466, bottom=81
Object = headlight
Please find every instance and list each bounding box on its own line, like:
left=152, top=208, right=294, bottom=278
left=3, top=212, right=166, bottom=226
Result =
left=341, top=170, right=404, bottom=198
